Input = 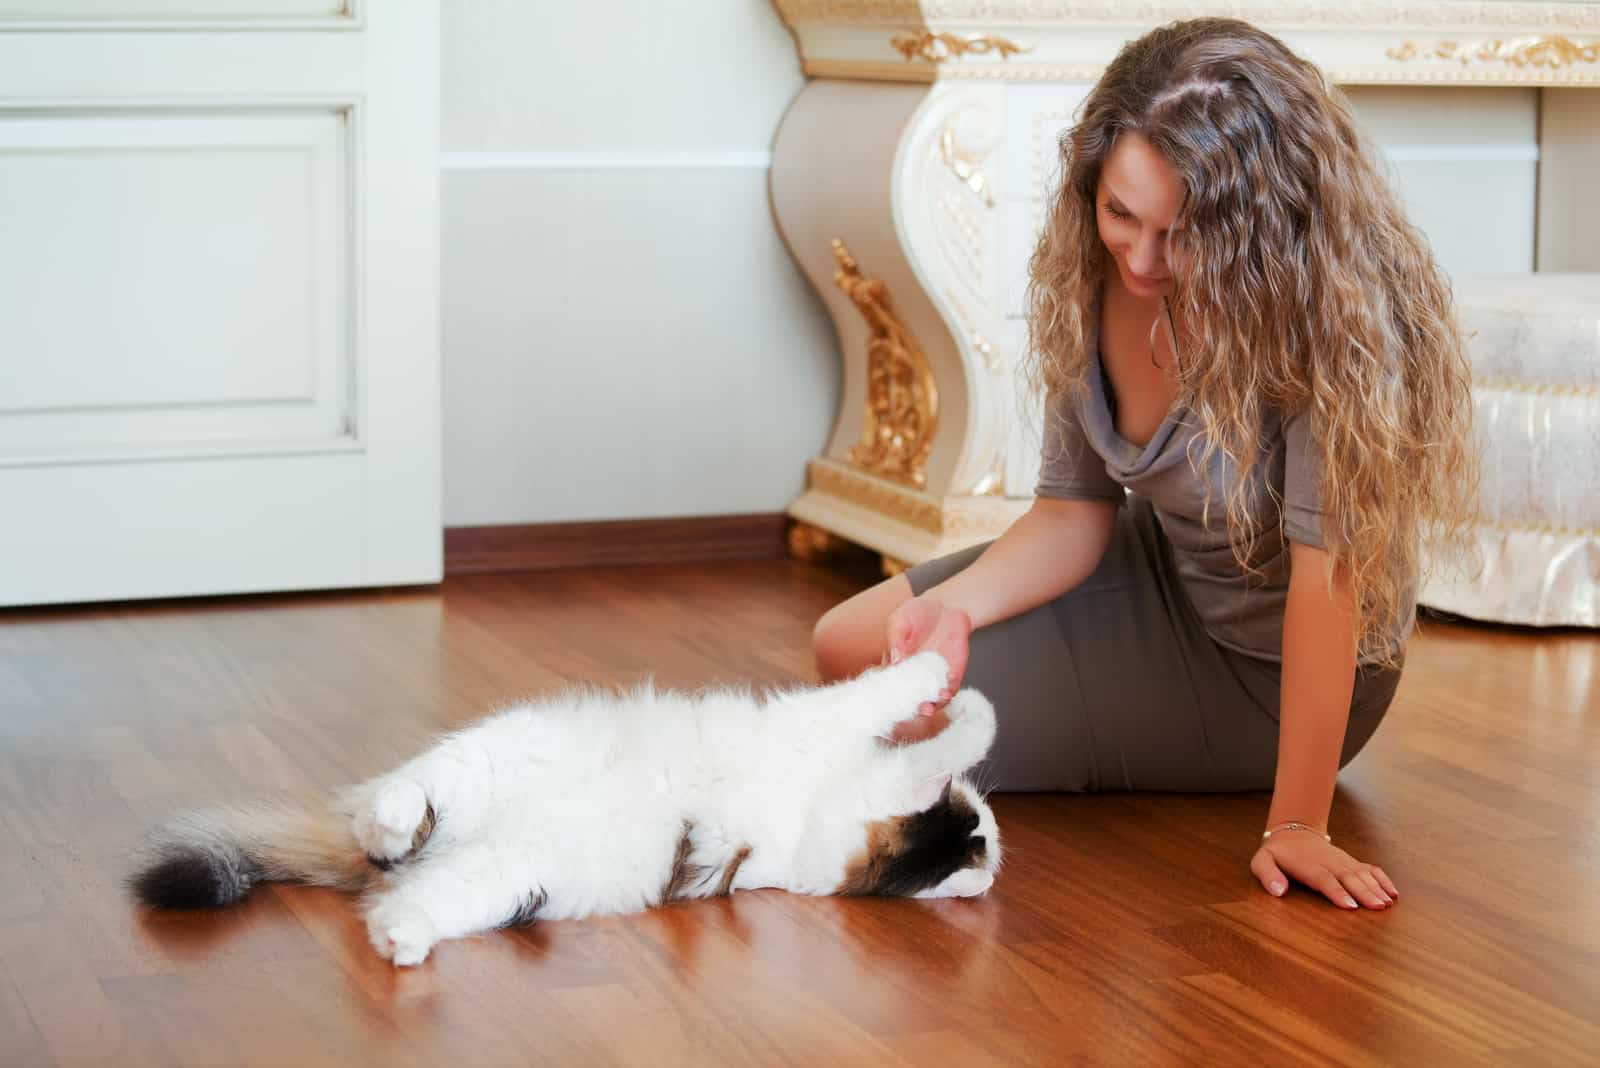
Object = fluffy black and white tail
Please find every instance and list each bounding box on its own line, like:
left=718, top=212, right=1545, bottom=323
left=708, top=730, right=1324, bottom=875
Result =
left=130, top=800, right=371, bottom=909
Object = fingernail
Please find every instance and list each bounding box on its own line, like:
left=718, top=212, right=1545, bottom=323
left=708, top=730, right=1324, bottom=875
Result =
left=918, top=703, right=934, bottom=716
left=1344, top=896, right=1358, bottom=909
left=1269, top=881, right=1285, bottom=896
left=889, top=648, right=903, bottom=663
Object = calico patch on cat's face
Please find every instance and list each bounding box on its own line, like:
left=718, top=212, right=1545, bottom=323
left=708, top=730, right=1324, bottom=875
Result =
left=837, top=778, right=997, bottom=897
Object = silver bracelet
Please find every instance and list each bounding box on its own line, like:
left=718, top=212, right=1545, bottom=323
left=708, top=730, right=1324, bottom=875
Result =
left=1262, top=821, right=1331, bottom=842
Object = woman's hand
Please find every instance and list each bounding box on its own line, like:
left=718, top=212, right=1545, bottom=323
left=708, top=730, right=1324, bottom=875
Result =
left=882, top=596, right=972, bottom=742
left=1251, top=830, right=1398, bottom=909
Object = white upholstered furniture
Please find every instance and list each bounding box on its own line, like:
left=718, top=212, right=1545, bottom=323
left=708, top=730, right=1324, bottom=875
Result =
left=1425, top=275, right=1600, bottom=626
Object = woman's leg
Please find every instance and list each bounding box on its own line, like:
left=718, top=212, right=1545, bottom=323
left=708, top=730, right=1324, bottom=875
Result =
left=901, top=501, right=1272, bottom=791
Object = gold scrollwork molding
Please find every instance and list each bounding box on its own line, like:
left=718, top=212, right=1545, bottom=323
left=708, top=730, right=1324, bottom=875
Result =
left=1387, top=35, right=1600, bottom=68
left=774, top=2, right=1600, bottom=31
left=831, top=238, right=940, bottom=489
left=890, top=31, right=1030, bottom=63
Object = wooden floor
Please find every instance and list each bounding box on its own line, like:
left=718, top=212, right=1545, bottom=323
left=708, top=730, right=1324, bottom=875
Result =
left=1, top=559, right=1596, bottom=1067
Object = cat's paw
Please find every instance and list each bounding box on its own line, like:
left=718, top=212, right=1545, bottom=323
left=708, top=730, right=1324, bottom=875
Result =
left=353, top=779, right=430, bottom=865
left=892, top=650, right=952, bottom=708
left=365, top=898, right=438, bottom=966
left=940, top=687, right=992, bottom=738
left=914, top=867, right=994, bottom=899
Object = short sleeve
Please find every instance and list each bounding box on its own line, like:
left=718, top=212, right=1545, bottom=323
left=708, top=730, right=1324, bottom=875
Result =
left=1034, top=386, right=1124, bottom=502
left=1282, top=406, right=1327, bottom=548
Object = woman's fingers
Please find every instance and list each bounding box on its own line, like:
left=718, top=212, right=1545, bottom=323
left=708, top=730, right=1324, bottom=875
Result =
left=1372, top=866, right=1399, bottom=898
left=1250, top=848, right=1288, bottom=897
left=1311, top=869, right=1359, bottom=909
left=1340, top=868, right=1390, bottom=909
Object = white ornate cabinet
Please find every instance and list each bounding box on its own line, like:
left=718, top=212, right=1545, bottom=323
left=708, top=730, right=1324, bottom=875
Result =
left=770, top=1, right=1600, bottom=607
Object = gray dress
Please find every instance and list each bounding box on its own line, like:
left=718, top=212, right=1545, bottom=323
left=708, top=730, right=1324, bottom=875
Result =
left=905, top=308, right=1407, bottom=792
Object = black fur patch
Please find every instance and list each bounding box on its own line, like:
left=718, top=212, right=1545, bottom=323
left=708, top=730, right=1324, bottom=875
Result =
left=130, top=847, right=257, bottom=909
left=843, top=784, right=988, bottom=897
left=502, top=888, right=548, bottom=928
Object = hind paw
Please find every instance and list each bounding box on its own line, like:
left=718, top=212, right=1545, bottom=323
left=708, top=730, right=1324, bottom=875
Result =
left=353, top=779, right=430, bottom=865
left=366, top=898, right=438, bottom=966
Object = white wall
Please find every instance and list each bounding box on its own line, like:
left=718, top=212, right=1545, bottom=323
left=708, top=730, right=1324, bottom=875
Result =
left=1341, top=86, right=1539, bottom=277
left=440, top=0, right=837, bottom=527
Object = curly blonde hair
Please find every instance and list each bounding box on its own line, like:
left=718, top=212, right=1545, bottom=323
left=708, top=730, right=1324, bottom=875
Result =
left=1026, top=18, right=1478, bottom=667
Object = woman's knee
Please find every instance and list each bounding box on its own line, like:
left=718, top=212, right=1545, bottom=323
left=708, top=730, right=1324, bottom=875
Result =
left=812, top=573, right=914, bottom=682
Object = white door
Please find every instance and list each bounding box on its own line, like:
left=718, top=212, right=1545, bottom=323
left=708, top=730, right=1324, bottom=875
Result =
left=0, top=0, right=440, bottom=607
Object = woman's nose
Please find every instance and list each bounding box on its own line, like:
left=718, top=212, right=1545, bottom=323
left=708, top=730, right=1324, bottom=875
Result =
left=1127, top=231, right=1166, bottom=276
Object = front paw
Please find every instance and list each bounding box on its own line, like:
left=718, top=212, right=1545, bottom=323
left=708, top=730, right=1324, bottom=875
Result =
left=365, top=897, right=438, bottom=966
left=914, top=867, right=995, bottom=899
left=353, top=779, right=430, bottom=865
left=891, top=650, right=953, bottom=708
left=944, top=688, right=995, bottom=728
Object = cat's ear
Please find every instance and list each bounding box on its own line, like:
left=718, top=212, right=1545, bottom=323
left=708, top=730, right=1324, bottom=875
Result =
left=907, top=772, right=952, bottom=813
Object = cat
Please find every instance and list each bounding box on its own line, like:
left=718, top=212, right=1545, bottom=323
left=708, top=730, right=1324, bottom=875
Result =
left=130, top=650, right=1002, bottom=965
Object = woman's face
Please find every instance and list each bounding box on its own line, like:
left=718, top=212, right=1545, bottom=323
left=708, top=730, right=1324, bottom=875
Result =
left=1094, top=130, right=1184, bottom=299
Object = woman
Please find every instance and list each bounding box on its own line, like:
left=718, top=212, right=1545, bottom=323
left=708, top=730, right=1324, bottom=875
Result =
left=811, top=18, right=1477, bottom=911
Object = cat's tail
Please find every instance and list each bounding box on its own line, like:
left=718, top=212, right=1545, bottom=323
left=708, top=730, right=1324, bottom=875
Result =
left=129, top=799, right=371, bottom=909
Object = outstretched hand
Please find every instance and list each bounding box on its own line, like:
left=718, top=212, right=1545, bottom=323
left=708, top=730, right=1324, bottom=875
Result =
left=882, top=596, right=972, bottom=742
left=1251, top=830, right=1397, bottom=910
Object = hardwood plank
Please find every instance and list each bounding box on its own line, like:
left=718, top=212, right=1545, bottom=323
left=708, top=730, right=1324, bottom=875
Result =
left=0, top=560, right=1594, bottom=1065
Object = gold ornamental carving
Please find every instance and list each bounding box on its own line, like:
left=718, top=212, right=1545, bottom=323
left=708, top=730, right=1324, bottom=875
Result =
left=805, top=459, right=1018, bottom=538
left=890, top=31, right=1029, bottom=63
left=830, top=238, right=939, bottom=489
left=1387, top=35, right=1600, bottom=68
left=775, top=2, right=1600, bottom=33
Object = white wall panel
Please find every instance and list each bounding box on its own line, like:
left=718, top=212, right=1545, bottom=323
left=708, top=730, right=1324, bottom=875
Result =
left=0, top=1, right=344, bottom=21
left=0, top=108, right=353, bottom=463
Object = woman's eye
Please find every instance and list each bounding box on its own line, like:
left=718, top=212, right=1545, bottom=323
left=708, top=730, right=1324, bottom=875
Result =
left=1103, top=202, right=1131, bottom=220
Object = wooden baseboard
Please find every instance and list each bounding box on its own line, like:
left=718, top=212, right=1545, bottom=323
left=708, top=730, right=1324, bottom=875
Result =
left=444, top=513, right=790, bottom=576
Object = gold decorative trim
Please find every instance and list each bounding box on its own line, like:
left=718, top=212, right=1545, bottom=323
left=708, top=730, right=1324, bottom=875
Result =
left=805, top=459, right=1018, bottom=538
left=774, top=1, right=1600, bottom=32
left=1388, top=35, right=1600, bottom=68
left=890, top=31, right=1029, bottom=63
left=802, top=58, right=939, bottom=83
left=1472, top=519, right=1600, bottom=537
left=1471, top=377, right=1600, bottom=397
left=810, top=459, right=943, bottom=532
left=804, top=57, right=1600, bottom=86
left=831, top=238, right=940, bottom=489
left=787, top=520, right=854, bottom=561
